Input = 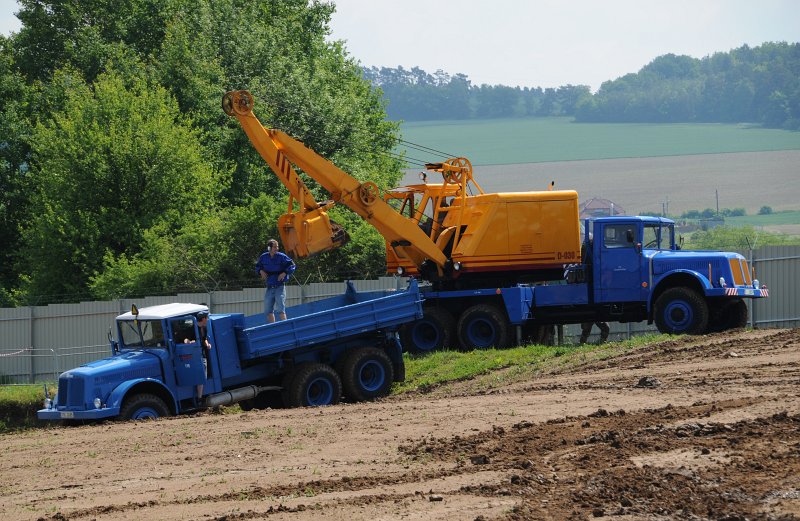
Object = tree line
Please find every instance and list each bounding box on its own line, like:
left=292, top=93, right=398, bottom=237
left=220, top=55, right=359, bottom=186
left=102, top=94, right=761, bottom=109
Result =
left=0, top=0, right=401, bottom=306
left=366, top=42, right=800, bottom=129
left=362, top=66, right=591, bottom=120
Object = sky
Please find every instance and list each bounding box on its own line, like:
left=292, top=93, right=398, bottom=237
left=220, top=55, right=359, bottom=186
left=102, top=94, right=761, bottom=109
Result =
left=326, top=0, right=800, bottom=91
left=1, top=0, right=799, bottom=91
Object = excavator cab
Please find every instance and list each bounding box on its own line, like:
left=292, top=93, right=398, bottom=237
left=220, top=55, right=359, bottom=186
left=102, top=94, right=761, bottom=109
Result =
left=384, top=183, right=461, bottom=276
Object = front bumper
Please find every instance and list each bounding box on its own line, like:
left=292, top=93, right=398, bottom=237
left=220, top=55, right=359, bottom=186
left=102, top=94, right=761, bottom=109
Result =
left=37, top=406, right=120, bottom=421
left=706, top=287, right=769, bottom=298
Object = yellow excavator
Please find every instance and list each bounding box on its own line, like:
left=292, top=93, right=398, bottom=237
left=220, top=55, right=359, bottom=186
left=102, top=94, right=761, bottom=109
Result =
left=222, top=90, right=581, bottom=288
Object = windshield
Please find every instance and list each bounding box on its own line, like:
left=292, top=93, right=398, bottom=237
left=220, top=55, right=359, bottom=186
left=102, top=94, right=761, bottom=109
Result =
left=643, top=223, right=674, bottom=250
left=118, top=319, right=166, bottom=349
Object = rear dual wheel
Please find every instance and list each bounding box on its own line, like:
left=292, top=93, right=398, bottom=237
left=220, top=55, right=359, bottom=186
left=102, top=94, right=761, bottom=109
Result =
left=400, top=307, right=456, bottom=353
left=457, top=304, right=511, bottom=350
left=338, top=347, right=394, bottom=402
left=282, top=364, right=342, bottom=408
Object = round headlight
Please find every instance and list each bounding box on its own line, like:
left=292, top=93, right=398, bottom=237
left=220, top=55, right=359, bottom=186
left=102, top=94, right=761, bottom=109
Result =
left=453, top=262, right=462, bottom=271
left=396, top=266, right=405, bottom=276
left=753, top=279, right=760, bottom=289
left=719, top=276, right=727, bottom=287
left=93, top=397, right=102, bottom=409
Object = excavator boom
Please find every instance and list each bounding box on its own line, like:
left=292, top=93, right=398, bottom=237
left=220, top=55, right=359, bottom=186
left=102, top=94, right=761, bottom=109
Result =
left=223, top=90, right=448, bottom=274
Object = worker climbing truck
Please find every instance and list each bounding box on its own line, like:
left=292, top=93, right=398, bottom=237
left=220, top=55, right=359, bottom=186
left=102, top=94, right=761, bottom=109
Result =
left=38, top=281, right=422, bottom=421
left=222, top=90, right=769, bottom=352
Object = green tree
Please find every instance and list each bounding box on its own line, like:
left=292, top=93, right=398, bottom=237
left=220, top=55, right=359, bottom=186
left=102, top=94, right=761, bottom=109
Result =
left=4, top=0, right=405, bottom=303
left=20, top=70, right=225, bottom=301
left=0, top=36, right=34, bottom=305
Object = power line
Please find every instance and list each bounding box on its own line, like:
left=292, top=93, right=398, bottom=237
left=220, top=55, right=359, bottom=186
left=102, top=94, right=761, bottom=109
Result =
left=398, top=139, right=458, bottom=158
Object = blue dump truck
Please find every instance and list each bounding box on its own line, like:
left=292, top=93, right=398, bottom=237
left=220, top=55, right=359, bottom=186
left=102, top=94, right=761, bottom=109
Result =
left=402, top=216, right=770, bottom=351
left=38, top=281, right=422, bottom=421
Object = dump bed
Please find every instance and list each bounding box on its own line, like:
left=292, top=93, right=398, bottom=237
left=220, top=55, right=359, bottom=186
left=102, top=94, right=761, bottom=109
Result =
left=236, top=280, right=422, bottom=360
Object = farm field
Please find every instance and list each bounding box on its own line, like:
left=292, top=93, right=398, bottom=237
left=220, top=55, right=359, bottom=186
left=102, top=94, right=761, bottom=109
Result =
left=399, top=117, right=800, bottom=166
left=398, top=119, right=800, bottom=229
left=400, top=150, right=800, bottom=222
left=2, top=328, right=798, bottom=520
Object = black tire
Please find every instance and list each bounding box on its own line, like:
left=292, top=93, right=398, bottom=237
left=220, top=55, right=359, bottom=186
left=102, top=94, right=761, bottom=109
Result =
left=728, top=299, right=749, bottom=329
left=457, top=304, right=511, bottom=350
left=281, top=363, right=342, bottom=408
left=119, top=393, right=170, bottom=421
left=400, top=307, right=456, bottom=353
left=708, top=299, right=748, bottom=332
left=240, top=391, right=284, bottom=411
left=654, top=287, right=709, bottom=335
left=338, top=348, right=394, bottom=402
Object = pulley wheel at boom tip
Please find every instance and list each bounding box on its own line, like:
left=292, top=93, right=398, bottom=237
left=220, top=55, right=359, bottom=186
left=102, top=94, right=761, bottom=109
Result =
left=358, top=181, right=380, bottom=206
left=442, top=157, right=472, bottom=185
left=222, top=90, right=254, bottom=117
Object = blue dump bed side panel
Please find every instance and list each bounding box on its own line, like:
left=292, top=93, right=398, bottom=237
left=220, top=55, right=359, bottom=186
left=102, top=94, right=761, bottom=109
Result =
left=237, top=281, right=423, bottom=360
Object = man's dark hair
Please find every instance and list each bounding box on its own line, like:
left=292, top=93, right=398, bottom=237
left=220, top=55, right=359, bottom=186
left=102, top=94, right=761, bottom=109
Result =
left=267, top=239, right=278, bottom=249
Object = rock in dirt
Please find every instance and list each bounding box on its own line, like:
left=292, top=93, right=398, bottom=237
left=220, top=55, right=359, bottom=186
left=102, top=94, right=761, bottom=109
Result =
left=636, top=376, right=661, bottom=388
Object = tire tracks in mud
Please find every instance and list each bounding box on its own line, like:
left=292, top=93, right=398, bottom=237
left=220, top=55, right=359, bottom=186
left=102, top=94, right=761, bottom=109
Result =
left=41, top=398, right=798, bottom=521
left=31, top=329, right=800, bottom=521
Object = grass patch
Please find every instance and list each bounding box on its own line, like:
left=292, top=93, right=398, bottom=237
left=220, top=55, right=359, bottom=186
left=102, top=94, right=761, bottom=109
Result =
left=0, top=384, right=52, bottom=433
left=394, top=333, right=669, bottom=395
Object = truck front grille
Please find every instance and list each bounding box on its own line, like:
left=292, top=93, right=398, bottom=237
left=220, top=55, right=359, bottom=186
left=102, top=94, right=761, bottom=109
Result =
left=57, top=377, right=85, bottom=407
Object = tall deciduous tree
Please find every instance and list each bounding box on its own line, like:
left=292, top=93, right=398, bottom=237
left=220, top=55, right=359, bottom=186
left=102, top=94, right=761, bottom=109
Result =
left=20, top=70, right=224, bottom=300
left=2, top=0, right=403, bottom=303
left=0, top=36, right=33, bottom=305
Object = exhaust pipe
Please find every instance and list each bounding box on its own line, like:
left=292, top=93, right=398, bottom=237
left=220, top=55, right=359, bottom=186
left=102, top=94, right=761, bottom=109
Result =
left=204, top=385, right=280, bottom=408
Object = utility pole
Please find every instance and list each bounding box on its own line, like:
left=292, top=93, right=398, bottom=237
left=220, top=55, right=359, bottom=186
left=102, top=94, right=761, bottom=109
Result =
left=715, top=190, right=719, bottom=215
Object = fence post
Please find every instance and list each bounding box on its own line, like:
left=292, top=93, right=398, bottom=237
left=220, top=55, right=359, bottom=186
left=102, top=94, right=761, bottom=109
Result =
left=749, top=248, right=756, bottom=328
left=50, top=348, right=59, bottom=382
left=28, top=306, right=35, bottom=384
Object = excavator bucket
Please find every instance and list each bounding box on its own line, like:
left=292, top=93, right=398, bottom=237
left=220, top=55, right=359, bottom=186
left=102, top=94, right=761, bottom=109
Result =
left=278, top=208, right=350, bottom=258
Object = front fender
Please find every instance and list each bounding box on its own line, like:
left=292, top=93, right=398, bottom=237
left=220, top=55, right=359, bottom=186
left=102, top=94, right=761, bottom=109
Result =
left=649, top=270, right=711, bottom=312
left=108, top=378, right=178, bottom=414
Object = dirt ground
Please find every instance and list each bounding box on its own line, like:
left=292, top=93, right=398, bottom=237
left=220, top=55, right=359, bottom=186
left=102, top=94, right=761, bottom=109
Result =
left=2, top=328, right=799, bottom=521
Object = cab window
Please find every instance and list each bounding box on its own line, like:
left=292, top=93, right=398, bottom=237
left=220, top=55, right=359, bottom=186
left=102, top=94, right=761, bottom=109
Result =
left=603, top=225, right=636, bottom=249
left=171, top=318, right=197, bottom=344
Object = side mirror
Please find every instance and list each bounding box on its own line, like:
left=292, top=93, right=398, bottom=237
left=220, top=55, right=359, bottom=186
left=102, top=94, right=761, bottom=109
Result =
left=108, top=328, right=119, bottom=354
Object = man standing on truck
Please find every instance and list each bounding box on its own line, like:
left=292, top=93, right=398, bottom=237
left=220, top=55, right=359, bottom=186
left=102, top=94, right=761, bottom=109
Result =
left=256, top=239, right=296, bottom=322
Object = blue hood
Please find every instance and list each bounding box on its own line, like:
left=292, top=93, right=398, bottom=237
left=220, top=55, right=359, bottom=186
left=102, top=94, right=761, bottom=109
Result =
left=57, top=351, right=163, bottom=408
left=647, top=250, right=751, bottom=287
